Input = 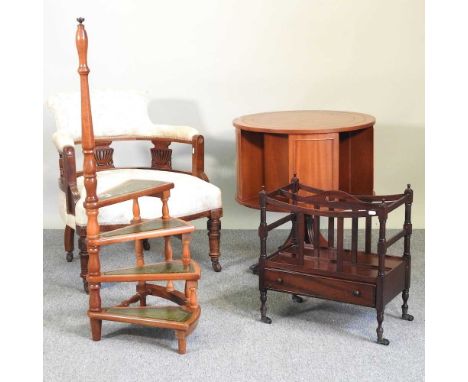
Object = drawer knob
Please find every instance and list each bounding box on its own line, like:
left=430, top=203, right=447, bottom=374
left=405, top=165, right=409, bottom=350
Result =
left=352, top=290, right=361, bottom=297
left=276, top=277, right=283, bottom=284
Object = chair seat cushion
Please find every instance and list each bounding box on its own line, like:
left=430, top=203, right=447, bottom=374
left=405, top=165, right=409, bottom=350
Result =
left=59, top=169, right=222, bottom=228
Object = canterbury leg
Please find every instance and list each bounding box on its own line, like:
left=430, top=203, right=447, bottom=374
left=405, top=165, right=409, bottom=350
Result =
left=401, top=289, right=414, bottom=321
left=260, top=289, right=272, bottom=324
left=376, top=308, right=389, bottom=345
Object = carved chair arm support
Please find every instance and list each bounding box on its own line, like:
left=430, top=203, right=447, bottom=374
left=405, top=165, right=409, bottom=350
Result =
left=150, top=134, right=209, bottom=182
left=59, top=145, right=80, bottom=215
left=191, top=135, right=209, bottom=181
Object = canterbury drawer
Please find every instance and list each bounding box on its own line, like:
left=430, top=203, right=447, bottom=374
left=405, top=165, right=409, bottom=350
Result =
left=264, top=269, right=376, bottom=307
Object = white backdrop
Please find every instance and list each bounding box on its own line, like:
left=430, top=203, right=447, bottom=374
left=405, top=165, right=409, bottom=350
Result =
left=43, top=0, right=424, bottom=229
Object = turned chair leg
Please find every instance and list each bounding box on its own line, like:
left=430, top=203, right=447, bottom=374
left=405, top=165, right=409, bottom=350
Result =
left=176, top=331, right=187, bottom=354
left=64, top=225, right=75, bottom=262
left=78, top=232, right=89, bottom=294
left=260, top=289, right=272, bottom=324
left=207, top=211, right=222, bottom=272
left=401, top=289, right=414, bottom=321
left=376, top=308, right=390, bottom=345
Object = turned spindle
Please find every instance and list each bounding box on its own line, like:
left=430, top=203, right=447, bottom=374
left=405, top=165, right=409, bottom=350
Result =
left=76, top=18, right=102, bottom=340
left=182, top=234, right=191, bottom=266
left=161, top=190, right=170, bottom=220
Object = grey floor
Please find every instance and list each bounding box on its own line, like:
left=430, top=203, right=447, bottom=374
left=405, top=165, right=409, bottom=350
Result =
left=44, top=229, right=424, bottom=382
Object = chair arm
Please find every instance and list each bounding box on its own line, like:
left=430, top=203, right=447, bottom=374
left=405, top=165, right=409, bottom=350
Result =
left=191, top=135, right=209, bottom=181
left=59, top=146, right=80, bottom=214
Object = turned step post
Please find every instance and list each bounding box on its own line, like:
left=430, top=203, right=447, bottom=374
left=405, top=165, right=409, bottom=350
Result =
left=132, top=198, right=147, bottom=306
left=182, top=233, right=192, bottom=267
left=76, top=17, right=101, bottom=340
left=164, top=236, right=174, bottom=292
left=161, top=190, right=176, bottom=291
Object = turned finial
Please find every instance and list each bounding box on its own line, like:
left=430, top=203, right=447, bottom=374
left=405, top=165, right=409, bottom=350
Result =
left=291, top=173, right=299, bottom=193
left=76, top=17, right=89, bottom=74
left=404, top=183, right=413, bottom=202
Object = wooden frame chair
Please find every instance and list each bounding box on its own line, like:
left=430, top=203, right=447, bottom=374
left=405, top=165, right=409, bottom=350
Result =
left=48, top=38, right=223, bottom=294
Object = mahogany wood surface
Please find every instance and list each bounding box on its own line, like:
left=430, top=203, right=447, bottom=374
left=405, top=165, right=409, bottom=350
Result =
left=233, top=110, right=375, bottom=134
left=234, top=110, right=375, bottom=209
left=258, top=179, right=414, bottom=345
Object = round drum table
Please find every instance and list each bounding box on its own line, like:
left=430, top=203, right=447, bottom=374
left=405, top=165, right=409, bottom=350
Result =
left=233, top=110, right=375, bottom=209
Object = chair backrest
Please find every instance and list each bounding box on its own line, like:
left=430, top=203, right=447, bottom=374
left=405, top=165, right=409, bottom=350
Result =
left=47, top=89, right=154, bottom=140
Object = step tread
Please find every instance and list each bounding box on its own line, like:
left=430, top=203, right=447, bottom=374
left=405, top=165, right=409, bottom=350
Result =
left=97, top=179, right=173, bottom=207
left=104, top=306, right=192, bottom=323
left=96, top=217, right=194, bottom=245
left=103, top=260, right=195, bottom=276
left=100, top=218, right=190, bottom=238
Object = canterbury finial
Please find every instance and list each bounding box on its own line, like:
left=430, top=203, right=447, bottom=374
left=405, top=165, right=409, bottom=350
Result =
left=77, top=17, right=85, bottom=24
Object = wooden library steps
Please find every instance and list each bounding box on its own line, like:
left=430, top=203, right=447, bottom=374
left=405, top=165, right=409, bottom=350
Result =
left=74, top=19, right=201, bottom=354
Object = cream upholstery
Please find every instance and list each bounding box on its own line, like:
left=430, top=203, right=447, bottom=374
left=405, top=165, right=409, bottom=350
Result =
left=47, top=90, right=199, bottom=150
left=49, top=89, right=222, bottom=229
left=60, top=169, right=222, bottom=228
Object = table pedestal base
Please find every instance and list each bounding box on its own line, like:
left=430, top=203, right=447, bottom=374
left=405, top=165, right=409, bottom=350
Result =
left=249, top=215, right=328, bottom=274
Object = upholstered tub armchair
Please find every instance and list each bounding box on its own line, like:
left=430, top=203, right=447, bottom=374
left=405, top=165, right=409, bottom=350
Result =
left=48, top=90, right=223, bottom=291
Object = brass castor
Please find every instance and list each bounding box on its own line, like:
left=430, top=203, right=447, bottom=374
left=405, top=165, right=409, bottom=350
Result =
left=402, top=313, right=414, bottom=321
left=377, top=338, right=390, bottom=346
left=66, top=252, right=73, bottom=262
left=292, top=294, right=304, bottom=303
left=249, top=263, right=259, bottom=274
left=261, top=316, right=272, bottom=324
left=211, top=259, right=222, bottom=272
